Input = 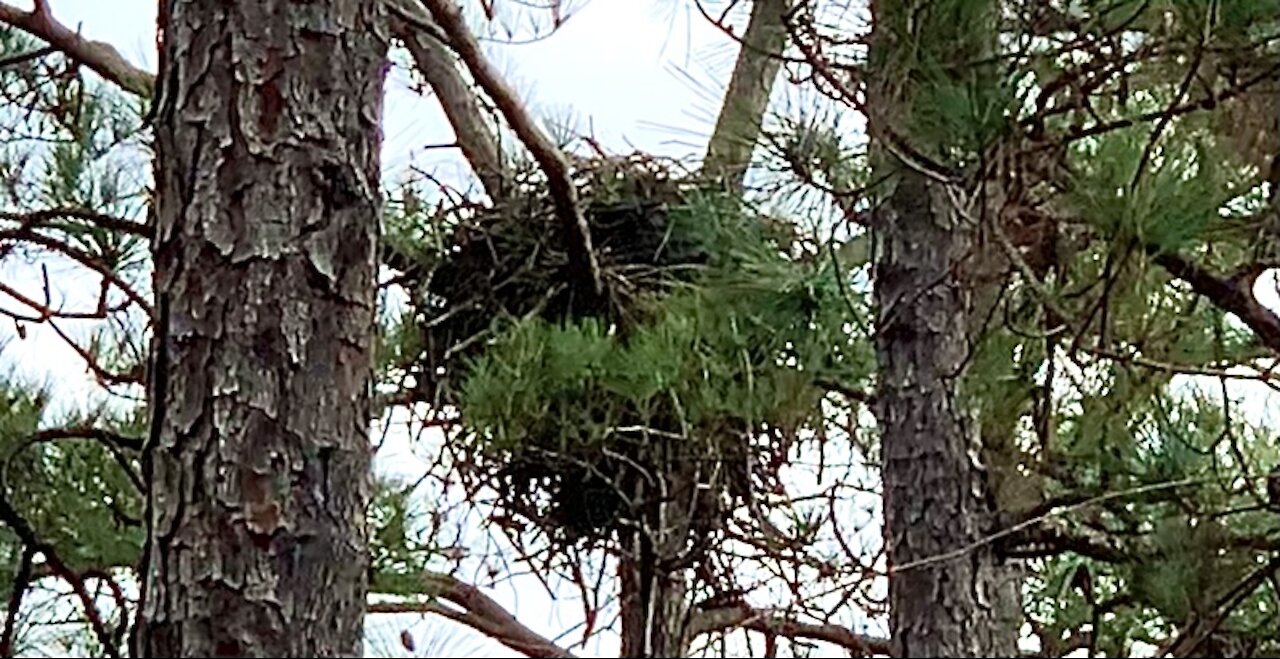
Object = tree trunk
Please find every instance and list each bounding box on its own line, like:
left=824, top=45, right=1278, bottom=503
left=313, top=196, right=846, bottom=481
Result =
left=703, top=0, right=791, bottom=191
left=874, top=173, right=1008, bottom=658
left=616, top=463, right=700, bottom=658
left=138, top=1, right=388, bottom=656
left=618, top=552, right=690, bottom=658
left=868, top=0, right=1015, bottom=655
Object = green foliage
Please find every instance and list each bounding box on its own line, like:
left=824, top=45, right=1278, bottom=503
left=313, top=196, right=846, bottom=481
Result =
left=458, top=193, right=870, bottom=458
left=872, top=0, right=1016, bottom=165
left=1064, top=126, right=1246, bottom=252
left=0, top=373, right=142, bottom=574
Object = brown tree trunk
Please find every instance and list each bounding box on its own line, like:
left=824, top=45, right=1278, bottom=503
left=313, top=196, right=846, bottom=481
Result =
left=618, top=553, right=690, bottom=658
left=138, top=1, right=388, bottom=656
left=868, top=0, right=1015, bottom=655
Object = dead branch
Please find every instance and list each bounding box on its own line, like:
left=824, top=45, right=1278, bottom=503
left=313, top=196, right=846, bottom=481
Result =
left=702, top=0, right=792, bottom=191
left=370, top=571, right=576, bottom=659
left=687, top=603, right=891, bottom=657
left=388, top=0, right=507, bottom=199
left=421, top=0, right=603, bottom=299
left=0, top=230, right=153, bottom=317
left=0, top=1, right=153, bottom=97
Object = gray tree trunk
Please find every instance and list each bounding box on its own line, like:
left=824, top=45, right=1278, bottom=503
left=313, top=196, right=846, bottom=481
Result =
left=868, top=0, right=1017, bottom=655
left=616, top=464, right=701, bottom=658
left=703, top=0, right=791, bottom=192
left=138, top=1, right=388, bottom=656
left=874, top=173, right=1008, bottom=658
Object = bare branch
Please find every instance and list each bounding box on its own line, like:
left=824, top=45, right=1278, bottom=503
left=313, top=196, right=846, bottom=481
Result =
left=0, top=207, right=152, bottom=239
left=388, top=0, right=507, bottom=198
left=371, top=572, right=575, bottom=659
left=0, top=1, right=153, bottom=97
left=703, top=0, right=791, bottom=191
left=1151, top=252, right=1280, bottom=355
left=421, top=0, right=603, bottom=299
left=688, top=603, right=891, bottom=657
left=0, top=230, right=153, bottom=317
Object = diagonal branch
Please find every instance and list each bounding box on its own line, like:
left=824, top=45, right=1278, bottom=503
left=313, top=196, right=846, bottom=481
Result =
left=387, top=0, right=507, bottom=198
left=370, top=572, right=575, bottom=659
left=1151, top=251, right=1280, bottom=354
left=0, top=469, right=120, bottom=658
left=421, top=0, right=603, bottom=299
left=0, top=1, right=153, bottom=97
left=687, top=603, right=891, bottom=657
left=702, top=0, right=792, bottom=192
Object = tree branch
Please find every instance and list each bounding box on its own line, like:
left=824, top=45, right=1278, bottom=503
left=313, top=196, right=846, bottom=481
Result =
left=421, top=0, right=602, bottom=299
left=1151, top=251, right=1280, bottom=354
left=687, top=603, right=891, bottom=657
left=702, top=0, right=791, bottom=191
left=388, top=0, right=507, bottom=199
left=371, top=572, right=575, bottom=659
left=0, top=473, right=119, bottom=658
left=0, top=207, right=152, bottom=239
left=0, top=1, right=153, bottom=97
left=0, top=545, right=34, bottom=658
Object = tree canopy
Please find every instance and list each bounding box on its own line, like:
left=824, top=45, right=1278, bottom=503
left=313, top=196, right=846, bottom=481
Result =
left=0, top=0, right=1279, bottom=657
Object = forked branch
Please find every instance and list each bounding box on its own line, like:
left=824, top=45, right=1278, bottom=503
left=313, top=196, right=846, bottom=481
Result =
left=421, top=0, right=603, bottom=299
left=369, top=571, right=575, bottom=658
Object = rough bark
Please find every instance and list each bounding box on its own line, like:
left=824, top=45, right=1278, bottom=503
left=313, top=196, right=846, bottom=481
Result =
left=703, top=0, right=791, bottom=191
left=873, top=174, right=1007, bottom=658
left=139, top=1, right=388, bottom=656
left=869, top=0, right=1015, bottom=655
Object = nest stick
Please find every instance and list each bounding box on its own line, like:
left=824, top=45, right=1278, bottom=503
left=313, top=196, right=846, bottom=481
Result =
left=421, top=0, right=604, bottom=299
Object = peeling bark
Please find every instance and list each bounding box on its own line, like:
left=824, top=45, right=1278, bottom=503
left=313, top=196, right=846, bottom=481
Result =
left=139, top=1, right=388, bottom=656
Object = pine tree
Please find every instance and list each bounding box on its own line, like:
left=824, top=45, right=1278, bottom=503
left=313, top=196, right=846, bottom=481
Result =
left=135, top=1, right=389, bottom=655
left=4, top=1, right=1280, bottom=658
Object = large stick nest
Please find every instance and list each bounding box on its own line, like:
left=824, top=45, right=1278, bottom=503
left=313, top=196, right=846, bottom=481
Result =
left=394, top=154, right=839, bottom=546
